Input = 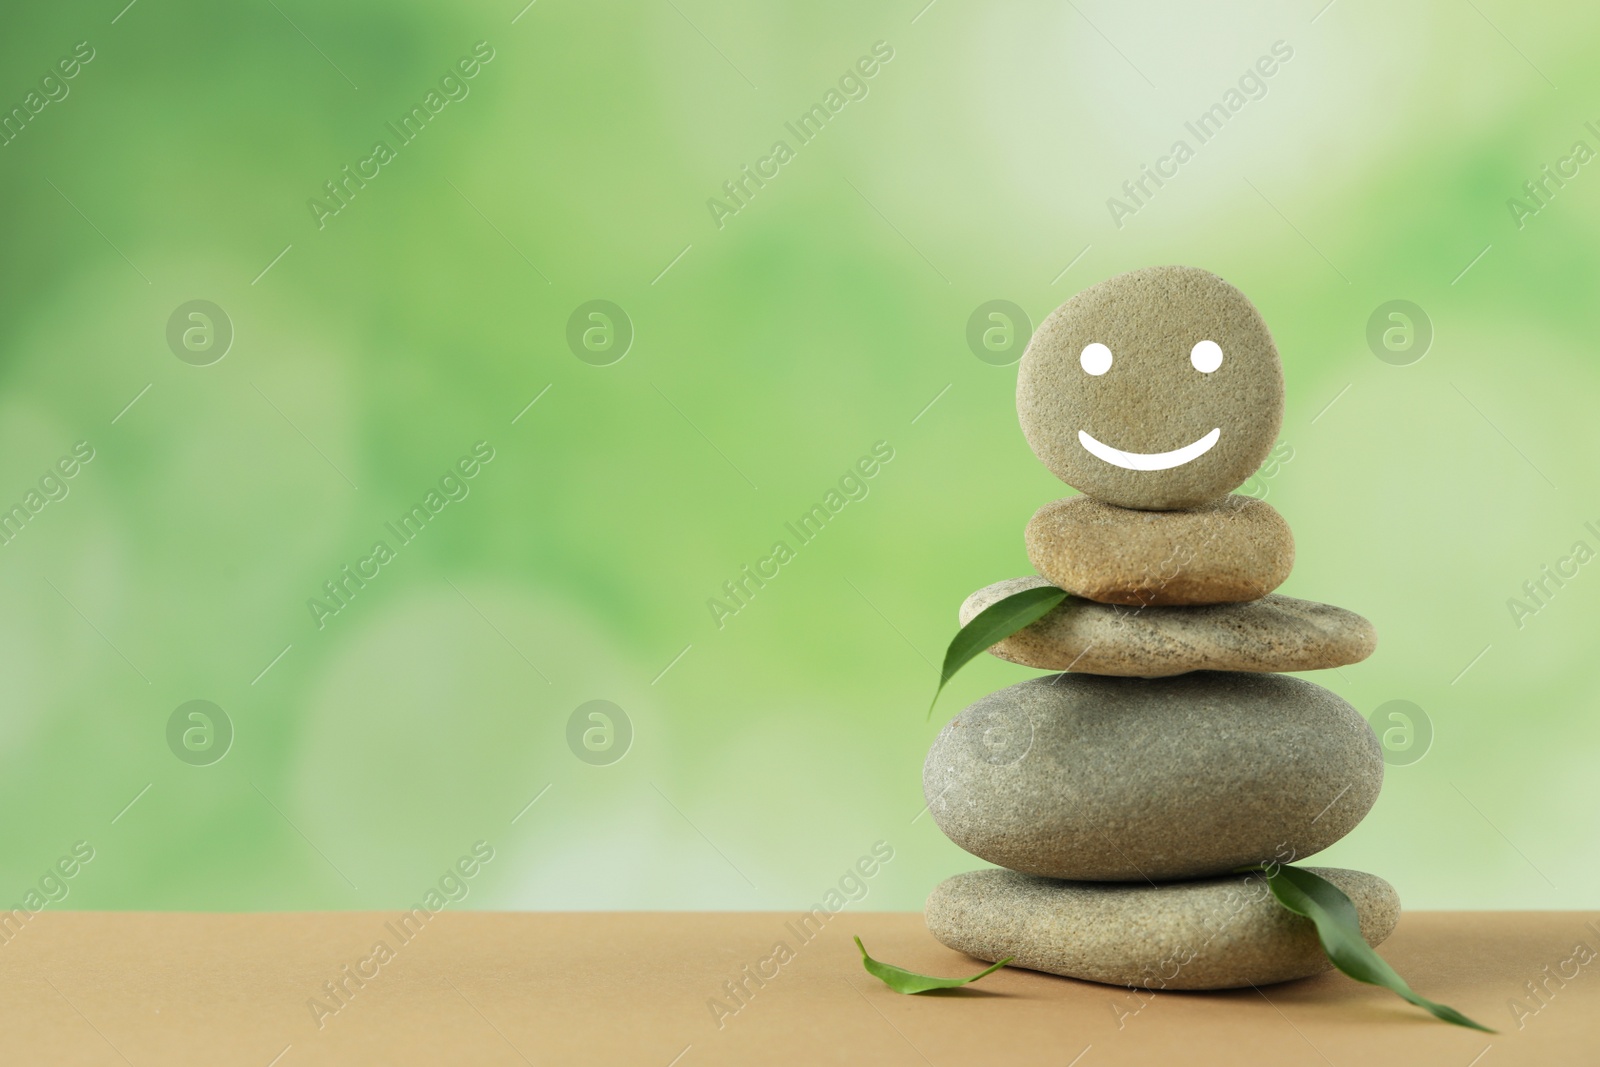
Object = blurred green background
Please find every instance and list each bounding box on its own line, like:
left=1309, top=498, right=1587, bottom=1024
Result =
left=1, top=0, right=1595, bottom=914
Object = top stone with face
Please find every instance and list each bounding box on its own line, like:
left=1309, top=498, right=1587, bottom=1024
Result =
left=1017, top=265, right=1284, bottom=510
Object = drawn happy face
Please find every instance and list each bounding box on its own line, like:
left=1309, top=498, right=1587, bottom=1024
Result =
left=1017, top=265, right=1284, bottom=510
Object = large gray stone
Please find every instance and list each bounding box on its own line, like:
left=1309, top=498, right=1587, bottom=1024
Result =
left=1017, top=265, right=1284, bottom=510
left=926, top=866, right=1400, bottom=990
left=962, top=576, right=1375, bottom=676
left=924, top=672, right=1382, bottom=880
left=1026, top=493, right=1294, bottom=606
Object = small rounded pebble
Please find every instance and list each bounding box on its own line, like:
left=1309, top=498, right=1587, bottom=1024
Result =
left=1017, top=265, right=1284, bottom=510
left=1026, top=493, right=1294, bottom=605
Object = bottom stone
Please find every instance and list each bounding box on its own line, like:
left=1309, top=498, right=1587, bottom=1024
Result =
left=926, top=867, right=1399, bottom=990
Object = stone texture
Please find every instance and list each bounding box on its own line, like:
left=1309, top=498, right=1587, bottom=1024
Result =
left=1017, top=265, right=1284, bottom=510
left=926, top=866, right=1400, bottom=990
left=1026, top=493, right=1294, bottom=606
left=961, top=577, right=1375, bottom=677
left=924, top=671, right=1382, bottom=880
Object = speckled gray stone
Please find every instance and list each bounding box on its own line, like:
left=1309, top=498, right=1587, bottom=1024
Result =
left=926, top=866, right=1399, bottom=990
left=923, top=672, right=1382, bottom=880
left=1018, top=265, right=1284, bottom=510
left=1026, top=493, right=1294, bottom=606
left=962, top=576, right=1374, bottom=677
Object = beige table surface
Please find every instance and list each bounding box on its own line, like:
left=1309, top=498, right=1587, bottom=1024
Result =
left=1, top=910, right=1594, bottom=1065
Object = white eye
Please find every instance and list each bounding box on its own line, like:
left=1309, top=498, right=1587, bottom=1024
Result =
left=1080, top=342, right=1113, bottom=376
left=1190, top=339, right=1223, bottom=373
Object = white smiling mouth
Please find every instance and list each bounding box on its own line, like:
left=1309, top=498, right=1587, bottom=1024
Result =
left=1078, top=427, right=1221, bottom=471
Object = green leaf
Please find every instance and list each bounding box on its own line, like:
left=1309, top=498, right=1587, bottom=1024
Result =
left=930, top=583, right=1069, bottom=716
left=1260, top=864, right=1495, bottom=1032
left=855, top=936, right=1012, bottom=994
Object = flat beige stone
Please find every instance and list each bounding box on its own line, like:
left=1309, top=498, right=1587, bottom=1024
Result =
left=1026, top=493, right=1294, bottom=605
left=961, top=577, right=1375, bottom=677
left=923, top=672, right=1382, bottom=880
left=926, top=866, right=1400, bottom=990
left=1017, top=265, right=1284, bottom=510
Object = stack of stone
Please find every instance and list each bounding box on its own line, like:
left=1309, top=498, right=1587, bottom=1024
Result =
left=923, top=266, right=1397, bottom=989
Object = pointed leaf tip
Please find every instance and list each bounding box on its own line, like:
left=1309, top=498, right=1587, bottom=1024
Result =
left=855, top=936, right=1012, bottom=994
left=928, top=583, right=1068, bottom=717
left=1262, top=865, right=1495, bottom=1033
